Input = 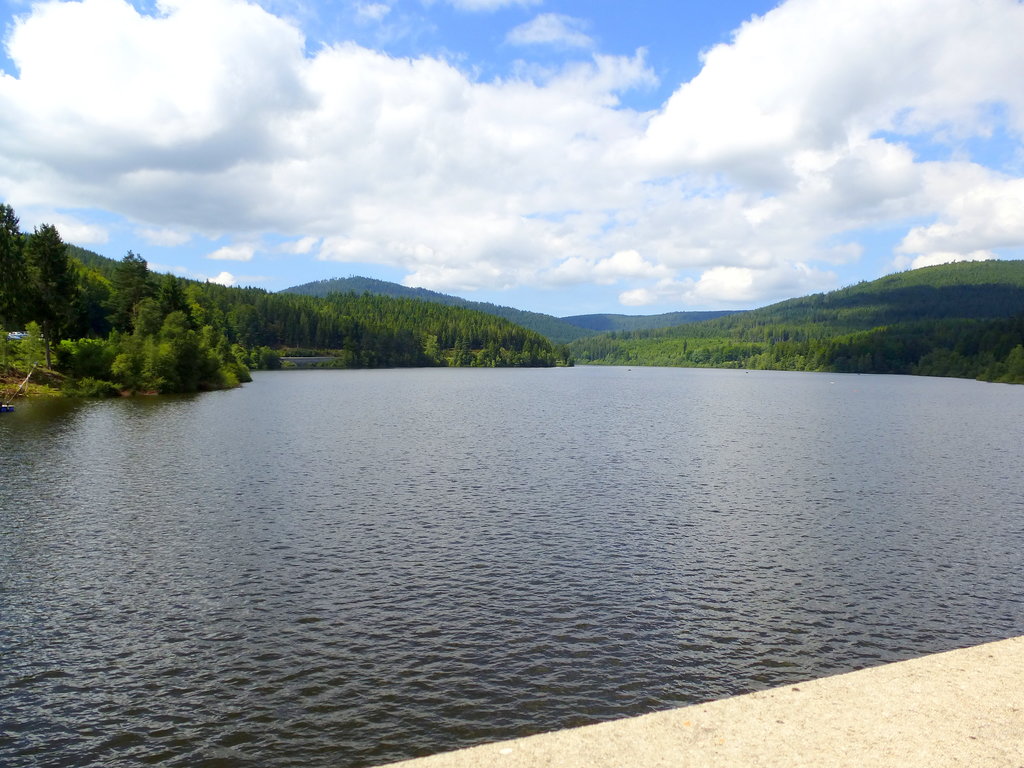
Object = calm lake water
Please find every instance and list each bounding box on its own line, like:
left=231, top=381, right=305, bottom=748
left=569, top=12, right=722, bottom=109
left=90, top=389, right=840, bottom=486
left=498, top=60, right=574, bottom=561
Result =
left=2, top=367, right=1023, bottom=767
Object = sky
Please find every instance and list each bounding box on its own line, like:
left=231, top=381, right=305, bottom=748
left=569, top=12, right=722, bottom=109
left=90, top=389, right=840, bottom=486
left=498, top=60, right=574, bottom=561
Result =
left=2, top=0, right=1024, bottom=316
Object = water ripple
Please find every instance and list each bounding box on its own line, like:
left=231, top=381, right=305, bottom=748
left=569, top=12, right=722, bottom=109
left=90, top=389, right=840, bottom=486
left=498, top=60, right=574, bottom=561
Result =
left=2, top=368, right=1023, bottom=767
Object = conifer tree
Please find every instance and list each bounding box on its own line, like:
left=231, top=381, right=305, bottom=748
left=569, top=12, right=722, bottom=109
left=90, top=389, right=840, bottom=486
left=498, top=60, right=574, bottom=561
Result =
left=0, top=203, right=27, bottom=329
left=109, top=251, right=155, bottom=331
left=24, top=224, right=78, bottom=367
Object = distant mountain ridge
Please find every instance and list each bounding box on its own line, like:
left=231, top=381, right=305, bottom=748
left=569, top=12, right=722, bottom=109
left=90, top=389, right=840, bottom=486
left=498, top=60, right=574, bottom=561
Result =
left=21, top=243, right=571, bottom=388
left=57, top=246, right=1024, bottom=383
left=567, top=259, right=1024, bottom=384
left=282, top=276, right=741, bottom=343
left=562, top=310, right=740, bottom=332
left=719, top=259, right=1024, bottom=331
left=282, top=276, right=590, bottom=344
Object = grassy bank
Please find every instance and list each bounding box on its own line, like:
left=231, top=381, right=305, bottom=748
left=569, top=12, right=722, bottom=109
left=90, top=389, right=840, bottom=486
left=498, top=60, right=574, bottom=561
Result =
left=1, top=366, right=63, bottom=401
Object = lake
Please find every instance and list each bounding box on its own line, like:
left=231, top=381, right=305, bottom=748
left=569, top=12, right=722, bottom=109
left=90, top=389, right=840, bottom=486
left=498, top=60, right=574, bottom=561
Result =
left=2, top=366, right=1023, bottom=767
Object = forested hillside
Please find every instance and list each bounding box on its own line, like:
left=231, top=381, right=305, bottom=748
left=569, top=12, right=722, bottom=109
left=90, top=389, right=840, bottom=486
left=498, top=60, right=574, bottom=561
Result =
left=569, top=261, right=1024, bottom=384
left=6, top=195, right=1021, bottom=395
left=285, top=277, right=742, bottom=342
left=561, top=310, right=739, bottom=332
left=284, top=276, right=593, bottom=344
left=0, top=204, right=567, bottom=398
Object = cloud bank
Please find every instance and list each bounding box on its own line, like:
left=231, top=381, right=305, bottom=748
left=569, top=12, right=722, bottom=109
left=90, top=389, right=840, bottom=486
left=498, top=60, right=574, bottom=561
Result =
left=2, top=0, right=1024, bottom=307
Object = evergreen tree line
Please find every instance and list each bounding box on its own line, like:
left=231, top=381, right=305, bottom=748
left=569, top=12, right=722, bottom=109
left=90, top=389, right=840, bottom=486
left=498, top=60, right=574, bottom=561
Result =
left=283, top=275, right=595, bottom=344
left=568, top=261, right=1024, bottom=384
left=0, top=203, right=568, bottom=396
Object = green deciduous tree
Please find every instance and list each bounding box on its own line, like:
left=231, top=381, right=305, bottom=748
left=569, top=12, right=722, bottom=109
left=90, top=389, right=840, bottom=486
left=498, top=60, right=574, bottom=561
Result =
left=17, top=322, right=45, bottom=369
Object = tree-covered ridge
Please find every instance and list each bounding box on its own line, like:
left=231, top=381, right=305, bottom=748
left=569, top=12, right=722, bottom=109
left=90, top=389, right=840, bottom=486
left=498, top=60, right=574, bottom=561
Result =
left=568, top=261, right=1024, bottom=384
left=285, top=276, right=748, bottom=342
left=66, top=244, right=120, bottom=280
left=707, top=260, right=1024, bottom=336
left=561, top=309, right=740, bottom=332
left=284, top=275, right=594, bottom=344
left=198, top=286, right=569, bottom=368
left=1, top=205, right=568, bottom=398
left=76, top=253, right=568, bottom=370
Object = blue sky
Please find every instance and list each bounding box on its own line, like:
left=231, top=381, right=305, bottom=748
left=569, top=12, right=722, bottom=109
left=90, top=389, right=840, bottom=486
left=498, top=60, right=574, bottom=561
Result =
left=2, top=0, right=1024, bottom=316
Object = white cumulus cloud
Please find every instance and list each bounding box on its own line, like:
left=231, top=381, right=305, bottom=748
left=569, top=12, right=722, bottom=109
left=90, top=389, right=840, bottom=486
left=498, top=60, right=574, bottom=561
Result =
left=897, top=177, right=1024, bottom=257
left=208, top=271, right=237, bottom=286
left=50, top=216, right=109, bottom=245
left=138, top=227, right=192, bottom=247
left=207, top=244, right=255, bottom=262
left=507, top=14, right=594, bottom=49
left=901, top=250, right=997, bottom=271
left=620, top=263, right=836, bottom=307
left=638, top=0, right=1024, bottom=181
left=281, top=235, right=320, bottom=254
left=1, top=0, right=1024, bottom=310
left=549, top=249, right=671, bottom=286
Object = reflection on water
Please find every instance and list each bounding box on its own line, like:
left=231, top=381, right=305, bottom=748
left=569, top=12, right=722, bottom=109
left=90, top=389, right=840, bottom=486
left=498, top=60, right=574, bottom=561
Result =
left=2, top=367, right=1023, bottom=767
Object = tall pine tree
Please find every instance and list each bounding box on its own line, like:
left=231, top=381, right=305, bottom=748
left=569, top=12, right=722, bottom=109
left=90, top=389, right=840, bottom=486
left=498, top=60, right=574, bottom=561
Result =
left=109, top=251, right=155, bottom=331
left=24, top=224, right=79, bottom=367
left=0, top=203, right=27, bottom=330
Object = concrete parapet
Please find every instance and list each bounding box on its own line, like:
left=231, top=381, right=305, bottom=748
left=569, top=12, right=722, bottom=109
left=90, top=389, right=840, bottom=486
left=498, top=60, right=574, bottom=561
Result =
left=381, top=635, right=1024, bottom=768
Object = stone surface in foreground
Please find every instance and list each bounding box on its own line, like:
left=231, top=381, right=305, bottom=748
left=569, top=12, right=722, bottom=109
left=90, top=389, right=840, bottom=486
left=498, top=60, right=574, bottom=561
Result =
left=381, top=636, right=1024, bottom=768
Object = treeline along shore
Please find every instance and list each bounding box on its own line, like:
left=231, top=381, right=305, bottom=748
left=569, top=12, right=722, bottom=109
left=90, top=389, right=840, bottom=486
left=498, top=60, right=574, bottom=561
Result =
left=567, top=260, right=1024, bottom=384
left=0, top=203, right=570, bottom=398
left=4, top=196, right=1023, bottom=400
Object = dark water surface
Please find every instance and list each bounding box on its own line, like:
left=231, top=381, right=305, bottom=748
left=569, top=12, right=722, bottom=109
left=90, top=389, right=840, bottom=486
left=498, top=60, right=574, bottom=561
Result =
left=2, top=367, right=1023, bottom=767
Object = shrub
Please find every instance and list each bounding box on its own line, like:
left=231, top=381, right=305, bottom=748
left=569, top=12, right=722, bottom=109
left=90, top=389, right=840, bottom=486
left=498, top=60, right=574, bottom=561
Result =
left=62, top=377, right=119, bottom=398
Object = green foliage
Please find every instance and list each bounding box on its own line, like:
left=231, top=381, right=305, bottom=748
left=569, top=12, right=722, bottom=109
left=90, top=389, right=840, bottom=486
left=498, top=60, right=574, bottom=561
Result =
left=0, top=202, right=565, bottom=395
left=72, top=259, right=113, bottom=338
left=109, top=251, right=156, bottom=331
left=24, top=224, right=80, bottom=366
left=41, top=251, right=560, bottom=388
left=133, top=297, right=166, bottom=337
left=252, top=346, right=282, bottom=370
left=61, top=377, right=119, bottom=398
left=0, top=209, right=246, bottom=395
left=0, top=203, right=27, bottom=329
left=17, top=322, right=46, bottom=369
left=66, top=244, right=119, bottom=280
left=284, top=277, right=753, bottom=343
left=561, top=310, right=740, bottom=332
left=997, top=345, right=1024, bottom=383
left=188, top=285, right=565, bottom=369
left=56, top=338, right=117, bottom=380
left=283, top=275, right=595, bottom=344
left=104, top=311, right=251, bottom=394
left=569, top=261, right=1024, bottom=384
left=157, top=272, right=190, bottom=319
